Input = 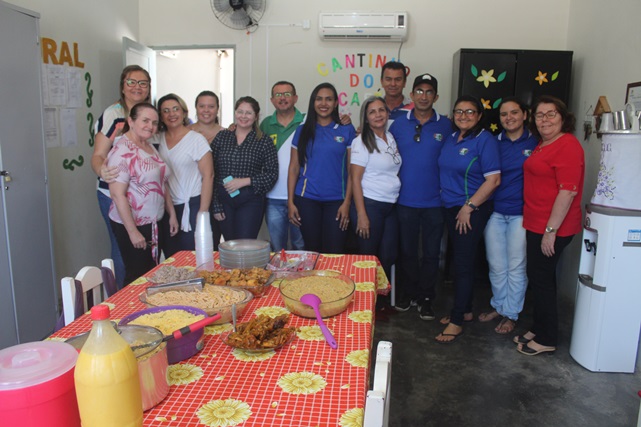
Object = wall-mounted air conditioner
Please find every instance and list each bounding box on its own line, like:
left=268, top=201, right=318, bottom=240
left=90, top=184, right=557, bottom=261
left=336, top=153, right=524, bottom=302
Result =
left=318, top=11, right=408, bottom=42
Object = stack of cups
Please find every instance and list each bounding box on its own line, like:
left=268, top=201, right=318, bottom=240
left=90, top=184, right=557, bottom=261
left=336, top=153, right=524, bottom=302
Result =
left=195, top=212, right=214, bottom=270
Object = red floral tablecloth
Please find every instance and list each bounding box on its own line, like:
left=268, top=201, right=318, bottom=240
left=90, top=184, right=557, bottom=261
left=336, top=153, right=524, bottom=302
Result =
left=50, top=251, right=389, bottom=427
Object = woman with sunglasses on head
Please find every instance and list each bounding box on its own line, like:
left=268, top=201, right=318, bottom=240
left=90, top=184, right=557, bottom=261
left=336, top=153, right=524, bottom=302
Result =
left=211, top=96, right=278, bottom=240
left=515, top=96, right=584, bottom=356
left=436, top=95, right=501, bottom=343
left=478, top=97, right=538, bottom=335
left=91, top=65, right=151, bottom=288
left=350, top=96, right=401, bottom=279
left=107, top=103, right=178, bottom=285
left=153, top=93, right=214, bottom=258
left=288, top=82, right=356, bottom=254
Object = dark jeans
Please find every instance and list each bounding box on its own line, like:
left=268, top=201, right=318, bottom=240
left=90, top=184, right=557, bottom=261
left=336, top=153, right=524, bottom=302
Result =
left=217, top=186, right=265, bottom=241
left=295, top=196, right=347, bottom=254
left=397, top=205, right=444, bottom=301
left=526, top=231, right=574, bottom=347
left=443, top=202, right=493, bottom=325
left=111, top=220, right=161, bottom=286
left=161, top=195, right=200, bottom=258
left=350, top=198, right=398, bottom=277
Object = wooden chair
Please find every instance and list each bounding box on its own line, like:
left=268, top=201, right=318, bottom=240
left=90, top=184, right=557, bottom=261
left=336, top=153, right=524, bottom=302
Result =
left=364, top=341, right=392, bottom=427
left=61, top=259, right=115, bottom=326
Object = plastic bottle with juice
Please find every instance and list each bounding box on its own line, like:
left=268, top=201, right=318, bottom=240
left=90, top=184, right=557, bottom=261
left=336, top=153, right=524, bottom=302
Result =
left=74, top=305, right=143, bottom=427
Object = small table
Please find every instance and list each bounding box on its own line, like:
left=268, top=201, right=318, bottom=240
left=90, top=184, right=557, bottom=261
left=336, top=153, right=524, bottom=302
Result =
left=51, top=251, right=388, bottom=426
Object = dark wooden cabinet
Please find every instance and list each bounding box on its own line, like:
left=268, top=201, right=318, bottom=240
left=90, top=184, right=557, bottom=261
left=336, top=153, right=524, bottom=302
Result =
left=452, top=49, right=573, bottom=133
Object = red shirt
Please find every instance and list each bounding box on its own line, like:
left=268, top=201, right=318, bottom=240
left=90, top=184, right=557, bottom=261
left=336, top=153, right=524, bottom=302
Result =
left=523, top=133, right=584, bottom=236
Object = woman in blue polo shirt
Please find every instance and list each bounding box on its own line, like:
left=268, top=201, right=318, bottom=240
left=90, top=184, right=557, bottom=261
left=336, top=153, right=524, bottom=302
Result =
left=479, top=97, right=538, bottom=335
left=436, top=95, right=501, bottom=343
left=287, top=82, right=356, bottom=253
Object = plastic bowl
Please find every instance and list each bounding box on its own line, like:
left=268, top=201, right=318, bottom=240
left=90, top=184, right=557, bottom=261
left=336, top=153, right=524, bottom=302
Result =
left=279, top=270, right=355, bottom=318
left=139, top=287, right=253, bottom=324
left=119, top=306, right=207, bottom=364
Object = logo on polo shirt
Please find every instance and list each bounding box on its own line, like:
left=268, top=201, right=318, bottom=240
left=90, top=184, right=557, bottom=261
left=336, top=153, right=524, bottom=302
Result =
left=334, top=136, right=345, bottom=143
left=434, top=133, right=443, bottom=141
left=523, top=149, right=532, bottom=157
left=459, top=148, right=469, bottom=155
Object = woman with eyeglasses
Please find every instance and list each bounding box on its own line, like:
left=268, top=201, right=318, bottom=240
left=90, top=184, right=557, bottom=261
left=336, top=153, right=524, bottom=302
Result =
left=478, top=97, right=538, bottom=335
left=91, top=65, right=151, bottom=288
left=435, top=95, right=501, bottom=343
left=107, top=103, right=178, bottom=285
left=189, top=90, right=224, bottom=250
left=152, top=93, right=214, bottom=258
left=350, top=96, right=401, bottom=278
left=288, top=82, right=356, bottom=253
left=515, top=96, right=584, bottom=356
left=211, top=96, right=278, bottom=240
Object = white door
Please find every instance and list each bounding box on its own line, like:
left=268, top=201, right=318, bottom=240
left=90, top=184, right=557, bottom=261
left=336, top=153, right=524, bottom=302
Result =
left=123, top=37, right=157, bottom=102
left=0, top=1, right=57, bottom=348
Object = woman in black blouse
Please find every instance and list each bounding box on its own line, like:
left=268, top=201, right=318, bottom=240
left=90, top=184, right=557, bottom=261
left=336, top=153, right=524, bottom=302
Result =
left=211, top=96, right=278, bottom=240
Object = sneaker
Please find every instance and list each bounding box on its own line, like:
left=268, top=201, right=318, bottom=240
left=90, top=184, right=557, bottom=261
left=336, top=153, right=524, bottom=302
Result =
left=410, top=299, right=418, bottom=307
left=418, top=299, right=435, bottom=320
left=394, top=296, right=412, bottom=312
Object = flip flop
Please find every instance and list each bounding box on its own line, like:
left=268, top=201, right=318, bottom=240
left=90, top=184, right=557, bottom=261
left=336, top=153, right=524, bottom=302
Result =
left=478, top=310, right=500, bottom=322
left=517, top=343, right=555, bottom=356
left=435, top=331, right=464, bottom=344
left=495, top=317, right=516, bottom=334
left=439, top=314, right=474, bottom=325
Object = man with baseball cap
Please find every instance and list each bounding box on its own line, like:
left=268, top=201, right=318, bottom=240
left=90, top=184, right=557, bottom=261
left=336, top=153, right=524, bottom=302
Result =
left=389, top=73, right=452, bottom=320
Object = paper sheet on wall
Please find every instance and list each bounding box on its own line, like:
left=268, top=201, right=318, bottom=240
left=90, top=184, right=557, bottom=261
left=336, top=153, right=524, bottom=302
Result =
left=66, top=68, right=83, bottom=108
left=45, top=64, right=67, bottom=106
left=60, top=108, right=77, bottom=147
left=44, top=108, right=60, bottom=148
left=41, top=64, right=50, bottom=106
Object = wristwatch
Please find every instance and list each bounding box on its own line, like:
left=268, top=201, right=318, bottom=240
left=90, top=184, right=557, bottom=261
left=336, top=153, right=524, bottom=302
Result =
left=465, top=200, right=479, bottom=211
left=545, top=226, right=557, bottom=233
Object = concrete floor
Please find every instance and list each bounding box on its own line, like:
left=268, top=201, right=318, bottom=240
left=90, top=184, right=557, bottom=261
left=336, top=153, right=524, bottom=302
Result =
left=371, top=281, right=641, bottom=427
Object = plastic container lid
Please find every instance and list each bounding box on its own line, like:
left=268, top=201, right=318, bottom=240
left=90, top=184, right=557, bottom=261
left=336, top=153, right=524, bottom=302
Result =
left=91, top=304, right=109, bottom=320
left=0, top=341, right=78, bottom=391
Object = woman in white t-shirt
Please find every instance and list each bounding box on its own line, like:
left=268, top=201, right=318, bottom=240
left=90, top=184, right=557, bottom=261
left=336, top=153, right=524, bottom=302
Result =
left=154, top=93, right=214, bottom=257
left=350, top=96, right=402, bottom=278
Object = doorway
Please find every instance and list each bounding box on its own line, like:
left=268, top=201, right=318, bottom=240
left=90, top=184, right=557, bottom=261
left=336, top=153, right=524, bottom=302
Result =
left=154, top=47, right=235, bottom=127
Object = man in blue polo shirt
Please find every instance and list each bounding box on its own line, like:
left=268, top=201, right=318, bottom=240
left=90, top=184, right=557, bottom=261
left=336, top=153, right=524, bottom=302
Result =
left=380, top=61, right=412, bottom=123
left=389, top=73, right=452, bottom=320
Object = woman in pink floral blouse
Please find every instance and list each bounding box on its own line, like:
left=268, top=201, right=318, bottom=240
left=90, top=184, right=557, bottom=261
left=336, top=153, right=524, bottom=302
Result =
left=107, top=103, right=178, bottom=285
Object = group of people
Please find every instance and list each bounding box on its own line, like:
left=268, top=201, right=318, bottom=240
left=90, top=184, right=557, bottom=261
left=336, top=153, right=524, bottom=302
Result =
left=92, top=61, right=585, bottom=357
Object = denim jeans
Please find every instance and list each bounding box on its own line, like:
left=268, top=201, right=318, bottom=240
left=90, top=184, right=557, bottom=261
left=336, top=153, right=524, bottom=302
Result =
left=217, top=186, right=265, bottom=241
left=97, top=191, right=125, bottom=289
left=295, top=196, right=347, bottom=254
left=483, top=212, right=527, bottom=320
left=396, top=205, right=444, bottom=301
left=444, top=202, right=493, bottom=325
left=350, top=198, right=398, bottom=277
left=266, top=198, right=304, bottom=251
left=161, top=196, right=201, bottom=258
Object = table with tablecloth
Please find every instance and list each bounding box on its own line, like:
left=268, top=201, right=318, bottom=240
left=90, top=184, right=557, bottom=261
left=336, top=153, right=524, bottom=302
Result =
left=50, top=251, right=389, bottom=427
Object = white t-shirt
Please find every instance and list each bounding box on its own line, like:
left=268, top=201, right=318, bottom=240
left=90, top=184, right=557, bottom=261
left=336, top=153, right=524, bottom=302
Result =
left=266, top=132, right=295, bottom=200
left=350, top=131, right=402, bottom=204
left=155, top=130, right=211, bottom=231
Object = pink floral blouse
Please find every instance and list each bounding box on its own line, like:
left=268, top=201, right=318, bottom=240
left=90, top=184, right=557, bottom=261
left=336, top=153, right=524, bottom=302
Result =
left=107, top=135, right=170, bottom=225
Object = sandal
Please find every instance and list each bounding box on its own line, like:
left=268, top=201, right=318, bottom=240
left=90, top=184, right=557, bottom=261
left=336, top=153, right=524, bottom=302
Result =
left=495, top=317, right=516, bottom=334
left=513, top=331, right=536, bottom=345
left=517, top=341, right=555, bottom=356
left=439, top=313, right=474, bottom=325
left=478, top=310, right=500, bottom=322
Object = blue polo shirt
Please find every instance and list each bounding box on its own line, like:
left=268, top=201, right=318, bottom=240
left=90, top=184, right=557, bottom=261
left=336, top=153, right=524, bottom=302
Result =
left=292, top=121, right=355, bottom=201
left=389, top=109, right=452, bottom=208
left=438, top=128, right=501, bottom=208
left=493, top=130, right=538, bottom=215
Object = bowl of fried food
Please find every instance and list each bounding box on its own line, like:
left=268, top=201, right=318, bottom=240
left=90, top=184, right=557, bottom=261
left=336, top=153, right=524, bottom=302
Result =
left=198, top=267, right=275, bottom=297
left=279, top=270, right=355, bottom=318
left=221, top=314, right=297, bottom=353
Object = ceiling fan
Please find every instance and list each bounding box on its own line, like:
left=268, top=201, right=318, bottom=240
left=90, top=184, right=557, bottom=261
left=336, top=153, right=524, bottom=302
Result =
left=210, top=0, right=266, bottom=31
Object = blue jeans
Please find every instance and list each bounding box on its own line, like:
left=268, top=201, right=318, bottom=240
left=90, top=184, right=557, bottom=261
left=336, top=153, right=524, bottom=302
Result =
left=161, top=196, right=201, bottom=258
left=396, top=205, right=444, bottom=301
left=266, top=198, right=304, bottom=251
left=444, top=202, right=493, bottom=325
left=295, top=196, right=347, bottom=254
left=484, top=212, right=527, bottom=320
left=350, top=198, right=398, bottom=277
left=217, top=186, right=265, bottom=241
left=97, top=191, right=125, bottom=289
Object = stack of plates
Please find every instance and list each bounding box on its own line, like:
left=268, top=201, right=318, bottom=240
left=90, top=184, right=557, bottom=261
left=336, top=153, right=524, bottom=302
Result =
left=219, top=239, right=271, bottom=269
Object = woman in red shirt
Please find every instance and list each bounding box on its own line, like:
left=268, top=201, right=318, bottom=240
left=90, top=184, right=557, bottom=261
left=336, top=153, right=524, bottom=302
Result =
left=516, top=96, right=584, bottom=356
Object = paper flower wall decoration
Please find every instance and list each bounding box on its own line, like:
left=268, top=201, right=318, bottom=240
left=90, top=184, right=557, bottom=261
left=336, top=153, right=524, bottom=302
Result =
left=471, top=65, right=506, bottom=88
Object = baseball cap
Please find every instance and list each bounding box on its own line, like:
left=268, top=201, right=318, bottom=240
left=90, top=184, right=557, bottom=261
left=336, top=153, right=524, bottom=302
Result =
left=412, top=73, right=438, bottom=93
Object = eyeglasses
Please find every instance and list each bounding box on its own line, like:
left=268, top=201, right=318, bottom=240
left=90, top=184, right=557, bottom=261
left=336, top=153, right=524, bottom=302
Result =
left=386, top=145, right=401, bottom=165
left=273, top=92, right=293, bottom=98
left=161, top=106, right=182, bottom=114
left=125, top=79, right=149, bottom=88
left=453, top=109, right=478, bottom=117
left=413, top=88, right=435, bottom=96
left=414, top=124, right=422, bottom=143
left=534, top=110, right=559, bottom=121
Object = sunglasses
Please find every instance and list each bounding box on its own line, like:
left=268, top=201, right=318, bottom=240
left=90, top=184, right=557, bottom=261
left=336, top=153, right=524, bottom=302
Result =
left=414, top=124, right=422, bottom=143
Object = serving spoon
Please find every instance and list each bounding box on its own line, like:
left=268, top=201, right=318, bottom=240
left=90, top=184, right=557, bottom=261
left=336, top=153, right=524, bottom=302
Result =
left=130, top=313, right=221, bottom=352
left=300, top=293, right=337, bottom=349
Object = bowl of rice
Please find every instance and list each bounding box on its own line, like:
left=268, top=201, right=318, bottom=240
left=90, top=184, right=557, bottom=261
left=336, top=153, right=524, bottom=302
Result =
left=279, top=270, right=355, bottom=318
left=139, top=284, right=253, bottom=324
left=119, top=306, right=207, bottom=364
